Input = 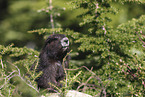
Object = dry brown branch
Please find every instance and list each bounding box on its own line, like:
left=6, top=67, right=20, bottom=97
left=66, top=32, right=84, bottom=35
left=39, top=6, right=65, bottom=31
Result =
left=66, top=65, right=107, bottom=97
left=5, top=61, right=39, bottom=93
left=1, top=59, right=4, bottom=69
left=66, top=66, right=102, bottom=84
left=0, top=72, right=17, bottom=89
left=136, top=31, right=145, bottom=47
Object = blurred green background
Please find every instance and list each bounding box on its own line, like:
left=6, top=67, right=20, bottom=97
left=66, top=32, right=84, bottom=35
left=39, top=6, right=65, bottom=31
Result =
left=0, top=0, right=145, bottom=96
left=0, top=0, right=145, bottom=50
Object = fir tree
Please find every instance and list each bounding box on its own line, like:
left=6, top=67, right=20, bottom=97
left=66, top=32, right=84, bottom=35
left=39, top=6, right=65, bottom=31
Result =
left=0, top=0, right=145, bottom=96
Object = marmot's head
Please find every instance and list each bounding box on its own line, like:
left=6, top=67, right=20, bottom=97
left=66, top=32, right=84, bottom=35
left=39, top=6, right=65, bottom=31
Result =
left=45, top=34, right=69, bottom=52
left=40, top=34, right=69, bottom=60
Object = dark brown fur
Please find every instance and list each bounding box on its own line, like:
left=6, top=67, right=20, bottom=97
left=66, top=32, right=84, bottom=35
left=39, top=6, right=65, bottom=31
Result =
left=36, top=34, right=70, bottom=90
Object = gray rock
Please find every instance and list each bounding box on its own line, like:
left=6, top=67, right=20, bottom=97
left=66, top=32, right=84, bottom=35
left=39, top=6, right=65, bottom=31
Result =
left=41, top=90, right=92, bottom=97
left=66, top=90, right=92, bottom=97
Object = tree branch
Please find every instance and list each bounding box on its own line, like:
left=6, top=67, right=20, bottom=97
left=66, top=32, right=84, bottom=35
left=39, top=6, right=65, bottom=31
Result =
left=49, top=0, right=55, bottom=34
left=136, top=31, right=145, bottom=47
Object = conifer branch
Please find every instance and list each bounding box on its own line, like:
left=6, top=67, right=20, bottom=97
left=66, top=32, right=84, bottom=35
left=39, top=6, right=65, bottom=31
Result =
left=6, top=61, right=39, bottom=93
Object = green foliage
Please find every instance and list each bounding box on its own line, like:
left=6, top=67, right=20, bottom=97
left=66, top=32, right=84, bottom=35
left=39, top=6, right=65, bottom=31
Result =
left=0, top=44, right=39, bottom=96
left=0, top=0, right=145, bottom=97
left=68, top=0, right=145, bottom=96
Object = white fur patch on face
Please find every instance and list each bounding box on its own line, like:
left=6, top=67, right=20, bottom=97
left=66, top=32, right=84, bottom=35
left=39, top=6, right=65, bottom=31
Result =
left=61, top=37, right=69, bottom=48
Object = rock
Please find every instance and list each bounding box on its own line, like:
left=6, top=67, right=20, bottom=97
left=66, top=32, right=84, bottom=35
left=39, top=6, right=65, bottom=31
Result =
left=66, top=90, right=92, bottom=97
left=41, top=90, right=92, bottom=97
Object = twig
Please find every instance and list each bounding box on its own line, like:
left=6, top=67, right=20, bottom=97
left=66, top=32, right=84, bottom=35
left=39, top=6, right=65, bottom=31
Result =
left=1, top=59, right=4, bottom=69
left=136, top=32, right=145, bottom=47
left=15, top=66, right=39, bottom=93
left=0, top=73, right=17, bottom=89
left=66, top=66, right=108, bottom=96
left=0, top=70, right=17, bottom=80
left=62, top=50, right=72, bottom=88
left=86, top=75, right=94, bottom=84
left=6, top=61, right=39, bottom=93
left=66, top=66, right=107, bottom=96
left=66, top=66, right=102, bottom=84
left=77, top=75, right=101, bottom=91
left=95, top=3, right=99, bottom=17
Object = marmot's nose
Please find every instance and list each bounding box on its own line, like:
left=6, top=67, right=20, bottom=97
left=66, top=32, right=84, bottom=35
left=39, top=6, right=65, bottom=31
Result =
left=64, top=40, right=69, bottom=44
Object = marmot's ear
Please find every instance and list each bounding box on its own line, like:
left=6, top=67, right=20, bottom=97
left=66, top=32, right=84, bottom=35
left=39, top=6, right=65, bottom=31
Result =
left=43, top=37, right=57, bottom=48
left=45, top=37, right=57, bottom=44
